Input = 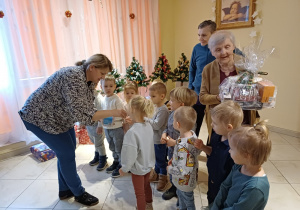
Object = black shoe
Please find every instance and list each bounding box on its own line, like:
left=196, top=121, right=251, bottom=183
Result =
left=75, top=192, right=99, bottom=206
left=59, top=189, right=74, bottom=200
left=89, top=151, right=100, bottom=166
left=111, top=165, right=122, bottom=178
left=162, top=186, right=177, bottom=200
left=97, top=155, right=108, bottom=171
left=106, top=161, right=119, bottom=173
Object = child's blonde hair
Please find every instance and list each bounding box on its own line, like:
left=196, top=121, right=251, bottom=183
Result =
left=101, top=75, right=116, bottom=84
left=228, top=120, right=271, bottom=166
left=174, top=106, right=197, bottom=131
left=169, top=87, right=197, bottom=106
left=124, top=81, right=138, bottom=94
left=149, top=82, right=167, bottom=95
left=211, top=100, right=243, bottom=128
left=129, top=95, right=154, bottom=118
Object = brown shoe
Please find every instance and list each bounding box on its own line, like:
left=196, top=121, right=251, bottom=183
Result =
left=148, top=169, right=159, bottom=182
left=156, top=174, right=172, bottom=192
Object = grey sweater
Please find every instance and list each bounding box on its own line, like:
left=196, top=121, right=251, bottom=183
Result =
left=145, top=105, right=169, bottom=144
left=121, top=122, right=155, bottom=175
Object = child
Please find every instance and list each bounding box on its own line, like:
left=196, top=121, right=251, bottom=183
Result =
left=122, top=81, right=139, bottom=133
left=160, top=87, right=198, bottom=200
left=166, top=106, right=201, bottom=210
left=194, top=100, right=243, bottom=205
left=86, top=84, right=107, bottom=171
left=212, top=121, right=271, bottom=209
left=119, top=95, right=155, bottom=210
left=146, top=82, right=170, bottom=191
left=100, top=75, right=125, bottom=178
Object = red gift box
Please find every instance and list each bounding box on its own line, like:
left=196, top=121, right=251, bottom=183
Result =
left=74, top=125, right=93, bottom=145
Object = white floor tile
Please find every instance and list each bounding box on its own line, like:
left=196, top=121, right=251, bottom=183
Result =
left=78, top=161, right=113, bottom=182
left=269, top=145, right=300, bottom=161
left=54, top=180, right=112, bottom=209
left=263, top=161, right=288, bottom=183
left=269, top=132, right=289, bottom=145
left=265, top=183, right=300, bottom=210
left=0, top=180, right=33, bottom=208
left=75, top=145, right=95, bottom=160
left=272, top=161, right=300, bottom=184
left=0, top=155, right=28, bottom=178
left=292, top=144, right=300, bottom=152
left=1, top=156, right=54, bottom=180
left=9, top=180, right=59, bottom=208
left=198, top=182, right=209, bottom=207
left=280, top=134, right=300, bottom=145
left=292, top=184, right=300, bottom=195
left=102, top=180, right=137, bottom=210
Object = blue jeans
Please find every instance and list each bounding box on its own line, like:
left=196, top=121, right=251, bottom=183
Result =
left=22, top=120, right=85, bottom=196
left=154, top=144, right=167, bottom=175
left=177, top=189, right=196, bottom=210
left=104, top=127, right=124, bottom=163
left=86, top=125, right=106, bottom=156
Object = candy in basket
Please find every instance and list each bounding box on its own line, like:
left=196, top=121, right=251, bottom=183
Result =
left=219, top=37, right=277, bottom=110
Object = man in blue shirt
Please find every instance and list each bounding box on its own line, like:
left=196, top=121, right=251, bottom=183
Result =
left=189, top=20, right=216, bottom=137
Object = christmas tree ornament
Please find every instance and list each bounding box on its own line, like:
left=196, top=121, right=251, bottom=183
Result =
left=129, top=13, right=135, bottom=19
left=125, top=57, right=150, bottom=87
left=65, top=10, right=72, bottom=18
left=149, top=53, right=172, bottom=83
left=0, top=11, right=4, bottom=18
left=172, top=53, right=190, bottom=86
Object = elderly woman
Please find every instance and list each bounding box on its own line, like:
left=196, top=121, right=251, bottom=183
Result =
left=199, top=30, right=259, bottom=138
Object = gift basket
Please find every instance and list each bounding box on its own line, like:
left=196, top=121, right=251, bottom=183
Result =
left=219, top=37, right=277, bottom=110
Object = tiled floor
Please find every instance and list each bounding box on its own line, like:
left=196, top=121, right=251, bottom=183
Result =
left=1, top=127, right=300, bottom=209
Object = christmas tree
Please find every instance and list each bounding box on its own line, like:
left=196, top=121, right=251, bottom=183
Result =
left=149, top=53, right=172, bottom=83
left=172, top=53, right=190, bottom=86
left=108, top=68, right=126, bottom=93
left=125, top=57, right=150, bottom=87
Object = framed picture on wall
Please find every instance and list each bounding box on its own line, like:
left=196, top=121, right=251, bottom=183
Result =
left=216, top=0, right=256, bottom=29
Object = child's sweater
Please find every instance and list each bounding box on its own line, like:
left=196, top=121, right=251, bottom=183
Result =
left=101, top=94, right=124, bottom=129
left=168, top=131, right=201, bottom=192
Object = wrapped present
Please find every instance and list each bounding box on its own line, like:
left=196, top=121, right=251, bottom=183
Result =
left=30, top=143, right=56, bottom=162
left=219, top=37, right=277, bottom=110
left=74, top=125, right=93, bottom=144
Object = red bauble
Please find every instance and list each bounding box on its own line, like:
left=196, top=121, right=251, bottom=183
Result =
left=65, top=10, right=72, bottom=18
left=0, top=11, right=4, bottom=18
left=129, top=13, right=135, bottom=19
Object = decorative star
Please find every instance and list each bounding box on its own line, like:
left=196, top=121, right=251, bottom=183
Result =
left=254, top=17, right=262, bottom=25
left=252, top=11, right=258, bottom=18
left=249, top=31, right=257, bottom=38
left=212, top=7, right=216, bottom=13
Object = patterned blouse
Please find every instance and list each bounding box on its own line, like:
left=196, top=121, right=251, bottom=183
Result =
left=19, top=66, right=97, bottom=134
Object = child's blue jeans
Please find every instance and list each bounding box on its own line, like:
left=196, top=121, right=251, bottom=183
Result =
left=154, top=144, right=167, bottom=175
left=177, top=189, right=196, bottom=210
left=22, top=119, right=85, bottom=196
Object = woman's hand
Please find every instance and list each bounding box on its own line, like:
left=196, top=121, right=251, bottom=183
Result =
left=124, top=116, right=133, bottom=125
left=194, top=139, right=204, bottom=150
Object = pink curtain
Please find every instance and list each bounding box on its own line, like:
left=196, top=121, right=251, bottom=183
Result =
left=0, top=0, right=161, bottom=146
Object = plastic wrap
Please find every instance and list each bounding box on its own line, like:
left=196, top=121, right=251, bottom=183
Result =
left=219, top=37, right=277, bottom=110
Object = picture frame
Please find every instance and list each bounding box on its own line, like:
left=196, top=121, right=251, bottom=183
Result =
left=216, top=0, right=256, bottom=30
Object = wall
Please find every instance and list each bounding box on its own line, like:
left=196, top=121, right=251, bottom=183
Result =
left=159, top=0, right=300, bottom=133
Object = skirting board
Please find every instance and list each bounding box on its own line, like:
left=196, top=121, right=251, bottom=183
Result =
left=268, top=125, right=300, bottom=138
left=0, top=140, right=41, bottom=161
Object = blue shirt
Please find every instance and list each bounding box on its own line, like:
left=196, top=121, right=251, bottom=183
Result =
left=207, top=132, right=234, bottom=204
left=188, top=43, right=215, bottom=95
left=212, top=164, right=270, bottom=210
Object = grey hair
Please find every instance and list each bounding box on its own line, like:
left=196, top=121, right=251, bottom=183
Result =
left=208, top=30, right=236, bottom=51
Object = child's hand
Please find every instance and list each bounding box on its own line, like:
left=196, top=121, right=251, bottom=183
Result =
left=168, top=158, right=173, bottom=166
left=119, top=168, right=125, bottom=176
left=194, top=139, right=204, bottom=150
left=160, top=133, right=167, bottom=144
left=96, top=126, right=103, bottom=134
left=164, top=137, right=176, bottom=147
left=124, top=116, right=133, bottom=125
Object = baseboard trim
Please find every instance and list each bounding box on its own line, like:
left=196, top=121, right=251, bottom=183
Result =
left=0, top=140, right=41, bottom=161
left=268, top=125, right=300, bottom=138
